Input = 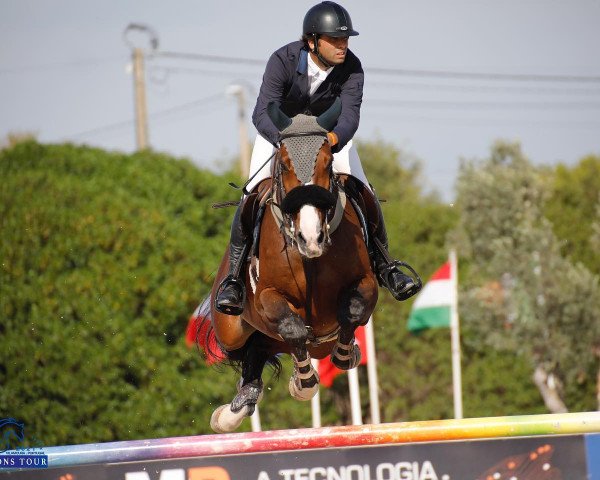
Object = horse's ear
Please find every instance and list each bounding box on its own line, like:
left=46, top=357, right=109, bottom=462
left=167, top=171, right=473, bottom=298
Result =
left=267, top=102, right=292, bottom=132
left=316, top=97, right=342, bottom=131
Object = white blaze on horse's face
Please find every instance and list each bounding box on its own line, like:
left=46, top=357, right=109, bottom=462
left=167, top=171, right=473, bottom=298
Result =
left=297, top=203, right=325, bottom=258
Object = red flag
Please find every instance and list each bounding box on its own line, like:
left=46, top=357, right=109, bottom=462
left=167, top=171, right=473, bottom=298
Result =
left=318, top=325, right=367, bottom=388
left=185, top=303, right=226, bottom=364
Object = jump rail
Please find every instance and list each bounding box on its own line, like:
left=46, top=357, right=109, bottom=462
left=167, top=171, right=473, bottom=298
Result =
left=46, top=411, right=600, bottom=468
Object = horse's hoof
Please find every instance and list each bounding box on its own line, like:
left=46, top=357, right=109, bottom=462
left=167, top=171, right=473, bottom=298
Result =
left=210, top=404, right=248, bottom=433
left=332, top=342, right=361, bottom=370
left=289, top=375, right=319, bottom=401
left=236, top=378, right=264, bottom=404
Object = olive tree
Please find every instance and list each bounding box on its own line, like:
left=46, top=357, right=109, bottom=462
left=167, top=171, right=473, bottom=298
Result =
left=454, top=141, right=600, bottom=412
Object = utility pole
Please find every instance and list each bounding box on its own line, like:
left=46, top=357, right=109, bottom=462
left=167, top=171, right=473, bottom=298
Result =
left=123, top=24, right=158, bottom=151
left=132, top=48, right=149, bottom=150
left=226, top=84, right=251, bottom=177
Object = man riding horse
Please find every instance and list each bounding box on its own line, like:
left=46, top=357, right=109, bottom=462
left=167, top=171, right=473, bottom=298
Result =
left=216, top=1, right=420, bottom=316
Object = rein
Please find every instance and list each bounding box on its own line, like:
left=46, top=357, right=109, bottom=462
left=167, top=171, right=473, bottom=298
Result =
left=229, top=149, right=278, bottom=196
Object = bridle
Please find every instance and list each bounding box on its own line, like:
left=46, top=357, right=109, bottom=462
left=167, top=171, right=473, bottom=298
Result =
left=270, top=132, right=339, bottom=247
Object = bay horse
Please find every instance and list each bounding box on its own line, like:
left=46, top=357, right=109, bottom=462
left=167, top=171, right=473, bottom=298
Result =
left=199, top=99, right=378, bottom=433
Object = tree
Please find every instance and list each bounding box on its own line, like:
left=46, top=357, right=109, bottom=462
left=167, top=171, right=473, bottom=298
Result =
left=544, top=155, right=600, bottom=275
left=454, top=141, right=600, bottom=412
left=0, top=141, right=238, bottom=445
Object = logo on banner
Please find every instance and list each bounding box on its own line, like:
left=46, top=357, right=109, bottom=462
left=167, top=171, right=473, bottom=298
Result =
left=125, top=466, right=230, bottom=480
left=0, top=418, right=47, bottom=469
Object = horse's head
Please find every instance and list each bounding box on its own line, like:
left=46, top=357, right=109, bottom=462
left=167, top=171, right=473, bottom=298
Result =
left=268, top=99, right=341, bottom=258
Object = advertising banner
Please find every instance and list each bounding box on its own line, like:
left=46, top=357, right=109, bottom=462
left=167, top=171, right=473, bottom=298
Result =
left=586, top=434, right=600, bottom=479
left=3, top=434, right=588, bottom=480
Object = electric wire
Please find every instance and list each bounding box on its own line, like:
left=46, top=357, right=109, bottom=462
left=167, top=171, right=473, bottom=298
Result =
left=67, top=93, right=225, bottom=140
left=153, top=50, right=600, bottom=83
left=0, top=57, right=128, bottom=74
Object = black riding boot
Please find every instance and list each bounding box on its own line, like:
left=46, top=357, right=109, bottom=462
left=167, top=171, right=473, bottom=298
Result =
left=215, top=199, right=251, bottom=316
left=365, top=189, right=421, bottom=301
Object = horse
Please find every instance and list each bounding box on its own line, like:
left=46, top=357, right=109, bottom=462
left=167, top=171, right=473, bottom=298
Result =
left=198, top=99, right=378, bottom=433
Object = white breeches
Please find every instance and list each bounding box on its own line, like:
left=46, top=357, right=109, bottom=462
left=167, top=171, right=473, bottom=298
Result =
left=245, top=134, right=371, bottom=194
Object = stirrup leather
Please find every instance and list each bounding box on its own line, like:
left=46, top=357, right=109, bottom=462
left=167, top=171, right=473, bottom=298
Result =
left=215, top=275, right=247, bottom=315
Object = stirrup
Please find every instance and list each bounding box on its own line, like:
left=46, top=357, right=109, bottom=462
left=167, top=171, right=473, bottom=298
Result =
left=379, top=260, right=422, bottom=301
left=215, top=275, right=246, bottom=315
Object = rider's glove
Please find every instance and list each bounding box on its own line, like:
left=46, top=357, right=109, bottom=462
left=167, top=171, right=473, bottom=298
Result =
left=327, top=132, right=338, bottom=147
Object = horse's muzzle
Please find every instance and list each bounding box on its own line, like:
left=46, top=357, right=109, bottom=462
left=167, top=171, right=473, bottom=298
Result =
left=280, top=185, right=336, bottom=215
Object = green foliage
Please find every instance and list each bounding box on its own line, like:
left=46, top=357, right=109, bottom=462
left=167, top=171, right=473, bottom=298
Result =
left=0, top=141, right=238, bottom=445
left=453, top=141, right=600, bottom=411
left=356, top=138, right=425, bottom=202
left=544, top=155, right=600, bottom=275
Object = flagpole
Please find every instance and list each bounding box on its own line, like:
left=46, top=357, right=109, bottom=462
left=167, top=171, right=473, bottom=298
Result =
left=449, top=249, right=463, bottom=419
left=311, top=358, right=322, bottom=428
left=364, top=317, right=381, bottom=424
left=347, top=367, right=363, bottom=425
left=251, top=405, right=262, bottom=431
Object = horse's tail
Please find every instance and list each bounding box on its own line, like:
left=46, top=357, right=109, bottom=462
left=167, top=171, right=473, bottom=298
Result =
left=186, top=297, right=282, bottom=377
left=186, top=297, right=227, bottom=365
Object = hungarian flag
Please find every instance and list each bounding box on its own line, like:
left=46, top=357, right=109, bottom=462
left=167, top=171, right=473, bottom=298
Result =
left=318, top=325, right=367, bottom=388
left=407, top=261, right=456, bottom=332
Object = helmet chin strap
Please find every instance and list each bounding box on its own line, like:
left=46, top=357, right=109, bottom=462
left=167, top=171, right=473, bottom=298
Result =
left=311, top=34, right=334, bottom=69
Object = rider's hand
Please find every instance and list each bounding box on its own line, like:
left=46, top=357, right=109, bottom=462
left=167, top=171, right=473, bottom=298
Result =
left=327, top=132, right=338, bottom=147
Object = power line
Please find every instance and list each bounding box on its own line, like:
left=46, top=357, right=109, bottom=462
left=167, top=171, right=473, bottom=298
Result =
left=361, top=108, right=600, bottom=128
left=147, top=65, right=261, bottom=81
left=367, top=98, right=600, bottom=110
left=0, top=57, right=128, bottom=75
left=366, top=81, right=600, bottom=96
left=68, top=94, right=225, bottom=140
left=153, top=50, right=600, bottom=83
left=367, top=66, right=600, bottom=83
left=154, top=51, right=264, bottom=66
left=6, top=49, right=599, bottom=85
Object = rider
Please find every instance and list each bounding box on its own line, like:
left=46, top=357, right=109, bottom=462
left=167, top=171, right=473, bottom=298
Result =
left=215, top=1, right=419, bottom=315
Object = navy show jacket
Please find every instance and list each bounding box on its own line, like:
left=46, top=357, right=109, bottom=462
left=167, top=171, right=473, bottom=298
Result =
left=252, top=40, right=364, bottom=152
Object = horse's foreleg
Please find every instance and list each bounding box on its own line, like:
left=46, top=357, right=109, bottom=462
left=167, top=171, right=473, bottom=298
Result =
left=279, top=312, right=320, bottom=401
left=259, top=288, right=320, bottom=401
left=210, top=381, right=263, bottom=433
left=210, top=334, right=267, bottom=433
left=332, top=278, right=377, bottom=370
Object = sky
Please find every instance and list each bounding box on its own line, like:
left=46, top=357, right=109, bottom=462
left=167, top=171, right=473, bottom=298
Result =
left=1, top=0, right=599, bottom=201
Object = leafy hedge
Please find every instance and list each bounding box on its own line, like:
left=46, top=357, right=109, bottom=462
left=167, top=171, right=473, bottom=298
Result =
left=0, top=142, right=238, bottom=445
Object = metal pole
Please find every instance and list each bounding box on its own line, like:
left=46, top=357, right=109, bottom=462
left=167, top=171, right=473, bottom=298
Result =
left=311, top=358, right=322, bottom=428
left=449, top=249, right=463, bottom=419
left=132, top=47, right=149, bottom=150
left=364, top=318, right=381, bottom=424
left=347, top=367, right=362, bottom=425
left=226, top=84, right=251, bottom=177
left=250, top=405, right=261, bottom=432
left=236, top=88, right=250, bottom=177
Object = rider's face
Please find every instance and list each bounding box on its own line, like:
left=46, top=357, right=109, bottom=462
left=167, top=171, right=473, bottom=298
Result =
left=309, top=35, right=349, bottom=69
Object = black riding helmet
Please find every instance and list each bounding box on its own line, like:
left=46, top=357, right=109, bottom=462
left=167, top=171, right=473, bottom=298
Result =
left=303, top=2, right=358, bottom=67
left=303, top=1, right=359, bottom=38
